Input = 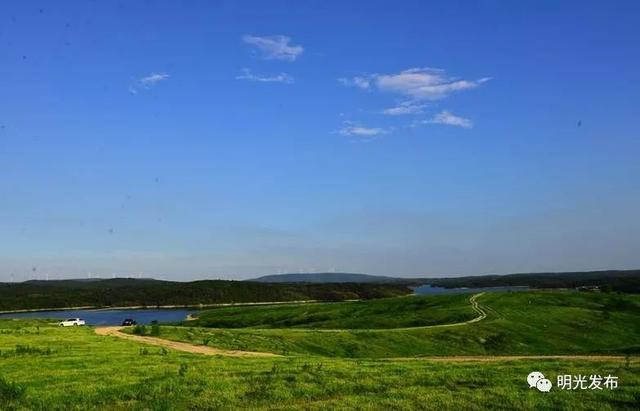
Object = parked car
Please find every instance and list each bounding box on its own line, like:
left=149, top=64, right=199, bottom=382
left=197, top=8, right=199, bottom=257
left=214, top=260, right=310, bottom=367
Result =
left=59, top=318, right=86, bottom=327
left=121, top=319, right=137, bottom=326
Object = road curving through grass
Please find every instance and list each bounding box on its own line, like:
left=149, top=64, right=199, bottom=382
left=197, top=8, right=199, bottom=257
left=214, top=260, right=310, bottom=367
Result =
left=97, top=293, right=489, bottom=355
left=94, top=326, right=280, bottom=357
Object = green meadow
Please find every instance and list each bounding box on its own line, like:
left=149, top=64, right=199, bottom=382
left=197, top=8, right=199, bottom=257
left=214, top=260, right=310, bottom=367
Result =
left=154, top=291, right=640, bottom=357
left=185, top=292, right=476, bottom=329
left=1, top=291, right=639, bottom=410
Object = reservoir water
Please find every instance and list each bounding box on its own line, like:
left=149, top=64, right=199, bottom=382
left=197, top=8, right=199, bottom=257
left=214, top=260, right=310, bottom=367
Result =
left=0, top=308, right=194, bottom=326
left=0, top=286, right=531, bottom=325
left=413, top=284, right=530, bottom=295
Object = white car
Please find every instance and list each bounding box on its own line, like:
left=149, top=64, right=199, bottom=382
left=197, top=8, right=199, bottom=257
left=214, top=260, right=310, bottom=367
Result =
left=59, top=318, right=86, bottom=327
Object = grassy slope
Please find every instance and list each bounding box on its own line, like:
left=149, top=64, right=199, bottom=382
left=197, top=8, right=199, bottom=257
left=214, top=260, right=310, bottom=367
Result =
left=153, top=291, right=640, bottom=357
left=0, top=320, right=638, bottom=410
left=187, top=293, right=476, bottom=329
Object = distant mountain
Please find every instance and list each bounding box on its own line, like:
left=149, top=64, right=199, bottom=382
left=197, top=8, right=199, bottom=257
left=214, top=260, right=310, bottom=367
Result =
left=248, top=273, right=402, bottom=283
left=248, top=269, right=640, bottom=293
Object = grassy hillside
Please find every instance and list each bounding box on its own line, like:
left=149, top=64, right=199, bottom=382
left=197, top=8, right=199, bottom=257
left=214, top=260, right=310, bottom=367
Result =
left=153, top=291, right=640, bottom=358
left=0, top=279, right=411, bottom=311
left=186, top=293, right=475, bottom=329
left=0, top=319, right=638, bottom=410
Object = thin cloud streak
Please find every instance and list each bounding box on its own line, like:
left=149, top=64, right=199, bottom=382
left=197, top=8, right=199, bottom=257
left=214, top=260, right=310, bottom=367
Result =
left=242, top=35, right=304, bottom=61
left=340, top=68, right=490, bottom=100
left=129, top=72, right=169, bottom=94
left=423, top=110, right=473, bottom=128
left=338, top=122, right=387, bottom=137
left=338, top=76, right=371, bottom=89
left=236, top=68, right=294, bottom=84
left=382, top=102, right=426, bottom=115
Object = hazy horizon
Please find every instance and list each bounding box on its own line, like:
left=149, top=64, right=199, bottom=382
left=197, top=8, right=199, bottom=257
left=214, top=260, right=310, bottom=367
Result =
left=3, top=266, right=640, bottom=283
left=2, top=1, right=639, bottom=282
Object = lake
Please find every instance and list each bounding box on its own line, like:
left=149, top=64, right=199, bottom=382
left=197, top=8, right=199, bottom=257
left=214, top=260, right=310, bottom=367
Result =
left=413, top=284, right=530, bottom=295
left=0, top=308, right=195, bottom=326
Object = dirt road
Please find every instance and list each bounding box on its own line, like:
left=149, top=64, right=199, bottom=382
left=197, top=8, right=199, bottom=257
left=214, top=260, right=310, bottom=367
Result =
left=94, top=326, right=280, bottom=357
left=95, top=295, right=631, bottom=363
left=96, top=326, right=629, bottom=362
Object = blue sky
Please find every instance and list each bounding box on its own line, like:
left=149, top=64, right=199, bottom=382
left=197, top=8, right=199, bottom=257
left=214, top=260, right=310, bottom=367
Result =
left=1, top=1, right=639, bottom=281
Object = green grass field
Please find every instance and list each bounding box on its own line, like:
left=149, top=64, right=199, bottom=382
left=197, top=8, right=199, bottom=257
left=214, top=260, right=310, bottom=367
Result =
left=185, top=293, right=476, bottom=329
left=152, top=291, right=640, bottom=357
left=1, top=290, right=639, bottom=410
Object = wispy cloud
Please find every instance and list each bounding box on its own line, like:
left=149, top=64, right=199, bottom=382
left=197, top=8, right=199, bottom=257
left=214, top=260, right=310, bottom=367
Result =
left=338, top=76, right=371, bottom=89
left=382, top=101, right=426, bottom=116
left=242, top=35, right=304, bottom=62
left=340, top=68, right=490, bottom=101
left=422, top=110, right=473, bottom=128
left=129, top=72, right=169, bottom=94
left=235, top=68, right=294, bottom=84
left=338, top=122, right=387, bottom=137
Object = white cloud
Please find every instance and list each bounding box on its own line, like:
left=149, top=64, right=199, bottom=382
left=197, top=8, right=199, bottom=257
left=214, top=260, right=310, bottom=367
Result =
left=423, top=110, right=473, bottom=128
left=129, top=72, right=169, bottom=94
left=340, top=68, right=490, bottom=101
left=236, top=68, right=294, bottom=84
left=382, top=101, right=426, bottom=116
left=338, top=122, right=387, bottom=137
left=242, top=35, right=303, bottom=62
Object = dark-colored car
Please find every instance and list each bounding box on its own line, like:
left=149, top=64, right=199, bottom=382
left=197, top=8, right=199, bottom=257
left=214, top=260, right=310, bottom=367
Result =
left=121, top=319, right=137, bottom=326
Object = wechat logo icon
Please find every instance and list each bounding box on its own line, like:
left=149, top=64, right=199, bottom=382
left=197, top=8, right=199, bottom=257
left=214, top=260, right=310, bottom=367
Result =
left=527, top=371, right=552, bottom=392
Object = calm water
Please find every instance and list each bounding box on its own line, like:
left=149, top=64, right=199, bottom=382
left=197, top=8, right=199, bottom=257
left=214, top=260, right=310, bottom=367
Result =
left=413, top=284, right=530, bottom=295
left=0, top=308, right=194, bottom=326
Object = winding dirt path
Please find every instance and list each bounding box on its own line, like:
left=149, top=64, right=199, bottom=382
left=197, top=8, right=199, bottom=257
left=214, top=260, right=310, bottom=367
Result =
left=94, top=326, right=280, bottom=357
left=285, top=292, right=488, bottom=333
left=95, top=293, right=489, bottom=356
left=94, top=295, right=631, bottom=363
left=415, top=291, right=487, bottom=329
left=94, top=294, right=488, bottom=356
